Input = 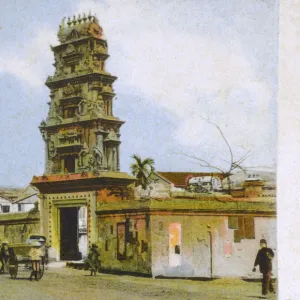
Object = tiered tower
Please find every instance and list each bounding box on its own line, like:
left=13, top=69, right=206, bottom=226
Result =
left=40, top=13, right=122, bottom=175
left=31, top=14, right=135, bottom=261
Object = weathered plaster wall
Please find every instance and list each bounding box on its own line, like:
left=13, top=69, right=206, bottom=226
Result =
left=0, top=211, right=40, bottom=244
left=151, top=215, right=277, bottom=278
left=212, top=216, right=277, bottom=278
left=97, top=214, right=151, bottom=274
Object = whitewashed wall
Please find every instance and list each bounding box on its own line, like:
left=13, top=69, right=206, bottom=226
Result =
left=151, top=215, right=277, bottom=278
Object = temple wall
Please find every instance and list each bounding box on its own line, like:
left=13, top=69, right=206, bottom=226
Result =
left=97, top=214, right=152, bottom=274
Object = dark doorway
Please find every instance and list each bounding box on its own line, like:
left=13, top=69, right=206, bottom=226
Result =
left=64, top=156, right=75, bottom=173
left=60, top=207, right=81, bottom=260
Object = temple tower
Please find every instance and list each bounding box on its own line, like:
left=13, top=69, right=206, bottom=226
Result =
left=31, top=14, right=135, bottom=261
left=40, top=13, right=121, bottom=175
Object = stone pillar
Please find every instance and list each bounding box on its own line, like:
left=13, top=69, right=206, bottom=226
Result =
left=113, top=147, right=117, bottom=171
left=117, top=145, right=120, bottom=171
left=94, top=129, right=107, bottom=169
left=88, top=191, right=97, bottom=247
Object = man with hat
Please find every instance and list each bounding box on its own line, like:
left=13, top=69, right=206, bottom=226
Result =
left=29, top=240, right=42, bottom=281
left=86, top=243, right=100, bottom=276
left=252, top=239, right=275, bottom=297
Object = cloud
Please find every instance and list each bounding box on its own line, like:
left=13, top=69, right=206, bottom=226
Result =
left=0, top=26, right=57, bottom=87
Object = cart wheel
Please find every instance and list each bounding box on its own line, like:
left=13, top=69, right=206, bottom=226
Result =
left=38, top=261, right=45, bottom=279
left=9, top=264, right=18, bottom=279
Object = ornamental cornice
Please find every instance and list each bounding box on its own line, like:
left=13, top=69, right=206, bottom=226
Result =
left=46, top=73, right=117, bottom=89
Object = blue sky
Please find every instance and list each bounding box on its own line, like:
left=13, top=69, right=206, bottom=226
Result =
left=0, top=0, right=278, bottom=187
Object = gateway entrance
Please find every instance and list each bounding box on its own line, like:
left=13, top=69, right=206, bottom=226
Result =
left=60, top=207, right=87, bottom=261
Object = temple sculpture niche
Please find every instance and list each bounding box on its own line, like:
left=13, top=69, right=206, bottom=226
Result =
left=40, top=13, right=121, bottom=175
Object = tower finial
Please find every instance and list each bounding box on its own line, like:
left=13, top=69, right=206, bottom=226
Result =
left=88, top=11, right=92, bottom=21
left=78, top=14, right=82, bottom=24
left=61, top=17, right=66, bottom=28
left=67, top=17, right=72, bottom=27
left=72, top=15, right=77, bottom=25
left=83, top=13, right=87, bottom=23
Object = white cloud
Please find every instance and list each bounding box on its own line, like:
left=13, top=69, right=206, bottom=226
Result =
left=0, top=26, right=57, bottom=86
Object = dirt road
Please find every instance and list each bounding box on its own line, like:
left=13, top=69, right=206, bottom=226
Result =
left=0, top=264, right=276, bottom=300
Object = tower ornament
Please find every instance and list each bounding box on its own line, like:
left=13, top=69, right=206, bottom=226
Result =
left=63, top=83, right=76, bottom=97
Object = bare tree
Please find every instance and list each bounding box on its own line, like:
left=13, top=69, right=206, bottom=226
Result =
left=173, top=117, right=272, bottom=193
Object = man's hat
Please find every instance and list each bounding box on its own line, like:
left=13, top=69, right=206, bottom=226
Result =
left=91, top=243, right=98, bottom=248
left=31, top=240, right=41, bottom=247
left=2, top=241, right=8, bottom=244
left=260, top=239, right=267, bottom=244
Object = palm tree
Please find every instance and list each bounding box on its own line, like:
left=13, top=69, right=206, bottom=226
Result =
left=130, top=155, right=155, bottom=189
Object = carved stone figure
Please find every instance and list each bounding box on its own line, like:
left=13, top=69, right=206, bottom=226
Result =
left=78, top=56, right=91, bottom=73
left=48, top=141, right=57, bottom=159
left=107, top=128, right=118, bottom=141
left=85, top=154, right=96, bottom=171
left=65, top=44, right=76, bottom=55
left=92, top=55, right=101, bottom=70
left=95, top=95, right=105, bottom=115
left=93, top=146, right=103, bottom=167
left=63, top=83, right=76, bottom=97
left=78, top=98, right=88, bottom=115
left=78, top=142, right=89, bottom=167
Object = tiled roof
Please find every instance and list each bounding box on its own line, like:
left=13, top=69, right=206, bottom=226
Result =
left=156, top=172, right=224, bottom=187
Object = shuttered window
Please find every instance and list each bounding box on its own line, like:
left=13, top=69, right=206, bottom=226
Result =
left=230, top=216, right=255, bottom=243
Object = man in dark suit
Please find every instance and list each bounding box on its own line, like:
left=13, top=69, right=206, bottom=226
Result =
left=0, top=241, right=9, bottom=273
left=252, top=239, right=275, bottom=297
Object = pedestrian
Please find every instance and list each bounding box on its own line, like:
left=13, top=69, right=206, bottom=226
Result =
left=0, top=241, right=9, bottom=274
left=29, top=240, right=42, bottom=281
left=86, top=244, right=100, bottom=276
left=252, top=239, right=275, bottom=298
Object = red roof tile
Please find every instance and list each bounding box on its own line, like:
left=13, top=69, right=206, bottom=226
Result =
left=156, top=172, right=224, bottom=187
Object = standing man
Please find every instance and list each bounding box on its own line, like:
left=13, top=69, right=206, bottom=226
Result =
left=0, top=241, right=9, bottom=273
left=86, top=244, right=100, bottom=276
left=252, top=239, right=275, bottom=297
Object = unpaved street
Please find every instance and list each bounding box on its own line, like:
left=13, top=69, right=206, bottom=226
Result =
left=0, top=264, right=276, bottom=300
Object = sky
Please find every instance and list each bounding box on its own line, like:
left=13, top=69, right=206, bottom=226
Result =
left=0, top=0, right=278, bottom=187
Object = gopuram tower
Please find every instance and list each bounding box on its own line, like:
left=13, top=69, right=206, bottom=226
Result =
left=31, top=14, right=135, bottom=261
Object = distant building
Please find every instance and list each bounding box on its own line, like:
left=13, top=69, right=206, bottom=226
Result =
left=0, top=196, right=13, bottom=213
left=0, top=185, right=39, bottom=214
left=151, top=172, right=224, bottom=192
